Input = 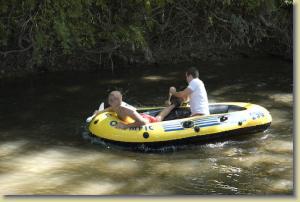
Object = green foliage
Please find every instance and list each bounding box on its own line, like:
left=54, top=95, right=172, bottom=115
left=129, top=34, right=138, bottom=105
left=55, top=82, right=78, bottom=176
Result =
left=0, top=0, right=293, bottom=71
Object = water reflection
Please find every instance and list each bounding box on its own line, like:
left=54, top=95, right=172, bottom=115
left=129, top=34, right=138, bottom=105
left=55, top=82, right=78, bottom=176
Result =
left=0, top=58, right=293, bottom=195
left=142, top=75, right=176, bottom=81
left=268, top=93, right=293, bottom=106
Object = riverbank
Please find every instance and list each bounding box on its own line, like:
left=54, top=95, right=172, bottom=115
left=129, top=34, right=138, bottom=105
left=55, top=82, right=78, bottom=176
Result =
left=0, top=51, right=292, bottom=81
left=0, top=1, right=292, bottom=79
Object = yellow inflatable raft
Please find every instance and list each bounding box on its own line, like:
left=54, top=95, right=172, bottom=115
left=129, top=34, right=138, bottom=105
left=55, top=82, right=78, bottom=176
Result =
left=88, top=102, right=272, bottom=148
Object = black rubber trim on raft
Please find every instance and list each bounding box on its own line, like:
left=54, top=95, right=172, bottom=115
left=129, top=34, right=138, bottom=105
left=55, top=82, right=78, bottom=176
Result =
left=89, top=122, right=271, bottom=151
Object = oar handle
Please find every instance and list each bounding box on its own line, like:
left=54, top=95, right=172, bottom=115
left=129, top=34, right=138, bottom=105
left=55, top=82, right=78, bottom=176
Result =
left=164, top=93, right=172, bottom=106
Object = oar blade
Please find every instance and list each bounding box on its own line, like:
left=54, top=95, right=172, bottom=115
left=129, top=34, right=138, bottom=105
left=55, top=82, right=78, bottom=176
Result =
left=86, top=102, right=105, bottom=123
left=99, top=102, right=104, bottom=111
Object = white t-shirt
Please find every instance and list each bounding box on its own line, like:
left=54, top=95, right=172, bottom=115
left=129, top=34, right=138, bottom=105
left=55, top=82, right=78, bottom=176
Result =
left=187, top=78, right=210, bottom=115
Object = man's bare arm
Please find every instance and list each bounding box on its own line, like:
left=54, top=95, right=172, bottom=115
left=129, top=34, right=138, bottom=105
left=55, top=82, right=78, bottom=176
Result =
left=125, top=110, right=147, bottom=128
left=170, top=87, right=192, bottom=98
left=116, top=109, right=147, bottom=129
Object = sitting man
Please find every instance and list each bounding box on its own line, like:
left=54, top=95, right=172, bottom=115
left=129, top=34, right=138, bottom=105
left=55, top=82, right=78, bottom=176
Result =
left=94, top=90, right=180, bottom=129
left=169, top=67, right=210, bottom=116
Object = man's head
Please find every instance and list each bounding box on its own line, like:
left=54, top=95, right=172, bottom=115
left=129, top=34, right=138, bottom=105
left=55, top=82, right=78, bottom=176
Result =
left=108, top=91, right=122, bottom=108
left=185, top=67, right=199, bottom=83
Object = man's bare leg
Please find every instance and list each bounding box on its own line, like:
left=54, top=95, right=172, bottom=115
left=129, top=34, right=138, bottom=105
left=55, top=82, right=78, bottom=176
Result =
left=155, top=104, right=176, bottom=122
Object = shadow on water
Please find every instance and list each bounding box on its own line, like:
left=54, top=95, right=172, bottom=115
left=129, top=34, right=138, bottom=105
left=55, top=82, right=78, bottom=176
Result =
left=0, top=57, right=293, bottom=195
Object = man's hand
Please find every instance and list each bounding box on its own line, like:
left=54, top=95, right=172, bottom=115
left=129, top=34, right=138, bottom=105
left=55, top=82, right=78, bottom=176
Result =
left=115, top=122, right=128, bottom=130
left=169, top=86, right=177, bottom=94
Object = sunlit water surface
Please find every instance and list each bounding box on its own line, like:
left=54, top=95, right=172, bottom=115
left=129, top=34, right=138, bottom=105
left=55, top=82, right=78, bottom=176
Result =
left=0, top=58, right=293, bottom=195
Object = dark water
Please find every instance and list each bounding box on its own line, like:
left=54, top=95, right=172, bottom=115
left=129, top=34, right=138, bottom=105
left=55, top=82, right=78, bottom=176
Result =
left=0, top=57, right=293, bottom=195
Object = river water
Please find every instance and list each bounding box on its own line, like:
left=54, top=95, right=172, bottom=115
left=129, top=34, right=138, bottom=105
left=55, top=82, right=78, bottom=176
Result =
left=0, top=57, right=293, bottom=195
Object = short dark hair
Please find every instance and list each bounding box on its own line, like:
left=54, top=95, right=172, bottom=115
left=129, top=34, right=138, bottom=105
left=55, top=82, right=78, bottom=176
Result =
left=186, top=67, right=199, bottom=78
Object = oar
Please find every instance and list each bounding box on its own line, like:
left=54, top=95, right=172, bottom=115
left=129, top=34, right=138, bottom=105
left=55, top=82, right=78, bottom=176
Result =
left=86, top=102, right=104, bottom=123
left=164, top=92, right=172, bottom=106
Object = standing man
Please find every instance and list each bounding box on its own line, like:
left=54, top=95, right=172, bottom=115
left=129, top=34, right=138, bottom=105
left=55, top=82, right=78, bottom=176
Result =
left=169, top=67, right=210, bottom=116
